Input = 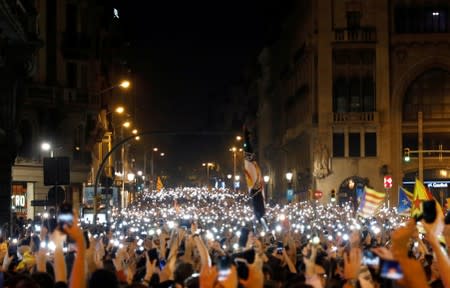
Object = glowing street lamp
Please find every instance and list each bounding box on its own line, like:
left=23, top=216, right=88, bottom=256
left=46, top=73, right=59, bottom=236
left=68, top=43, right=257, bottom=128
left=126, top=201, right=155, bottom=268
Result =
left=127, top=172, right=135, bottom=182
left=119, top=80, right=130, bottom=89
left=98, top=80, right=131, bottom=95
left=41, top=142, right=53, bottom=157
left=285, top=172, right=293, bottom=182
left=115, top=106, right=125, bottom=114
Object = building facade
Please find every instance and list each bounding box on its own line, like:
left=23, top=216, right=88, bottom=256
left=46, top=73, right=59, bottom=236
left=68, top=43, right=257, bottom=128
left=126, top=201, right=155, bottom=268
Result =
left=255, top=0, right=450, bottom=206
left=0, top=0, right=41, bottom=229
left=12, top=0, right=123, bottom=222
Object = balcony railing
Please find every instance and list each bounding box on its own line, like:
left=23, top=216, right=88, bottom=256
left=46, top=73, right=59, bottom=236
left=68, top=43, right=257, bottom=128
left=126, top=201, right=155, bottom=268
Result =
left=334, top=27, right=377, bottom=42
left=25, top=85, right=99, bottom=108
left=333, top=111, right=378, bottom=123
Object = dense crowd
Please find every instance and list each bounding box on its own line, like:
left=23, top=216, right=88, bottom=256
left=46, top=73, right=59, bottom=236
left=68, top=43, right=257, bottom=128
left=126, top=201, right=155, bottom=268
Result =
left=0, top=187, right=449, bottom=288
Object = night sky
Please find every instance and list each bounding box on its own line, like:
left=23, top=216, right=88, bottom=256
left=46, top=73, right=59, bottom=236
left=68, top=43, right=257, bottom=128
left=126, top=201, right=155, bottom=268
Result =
left=117, top=2, right=287, bottom=182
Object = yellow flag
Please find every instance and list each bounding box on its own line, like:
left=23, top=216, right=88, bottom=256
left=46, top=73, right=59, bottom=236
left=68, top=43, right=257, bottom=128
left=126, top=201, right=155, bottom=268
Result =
left=411, top=178, right=431, bottom=217
left=156, top=177, right=164, bottom=191
left=411, top=178, right=445, bottom=217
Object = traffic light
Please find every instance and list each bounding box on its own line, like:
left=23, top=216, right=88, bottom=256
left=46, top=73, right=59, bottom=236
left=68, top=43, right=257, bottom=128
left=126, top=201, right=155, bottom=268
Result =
left=330, top=189, right=336, bottom=202
left=404, top=148, right=410, bottom=162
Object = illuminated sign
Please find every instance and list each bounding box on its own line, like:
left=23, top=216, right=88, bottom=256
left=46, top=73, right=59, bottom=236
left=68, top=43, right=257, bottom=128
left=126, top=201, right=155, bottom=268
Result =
left=383, top=175, right=393, bottom=189
left=427, top=182, right=448, bottom=188
left=11, top=195, right=26, bottom=207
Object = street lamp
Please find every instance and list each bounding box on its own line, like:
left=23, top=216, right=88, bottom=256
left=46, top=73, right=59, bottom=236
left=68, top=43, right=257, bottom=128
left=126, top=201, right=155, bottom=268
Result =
left=41, top=142, right=53, bottom=157
left=143, top=147, right=165, bottom=191
left=285, top=172, right=293, bottom=182
left=202, top=162, right=214, bottom=187
left=230, top=147, right=243, bottom=192
left=127, top=172, right=135, bottom=182
left=98, top=80, right=131, bottom=95
left=115, top=106, right=125, bottom=114
left=286, top=172, right=293, bottom=203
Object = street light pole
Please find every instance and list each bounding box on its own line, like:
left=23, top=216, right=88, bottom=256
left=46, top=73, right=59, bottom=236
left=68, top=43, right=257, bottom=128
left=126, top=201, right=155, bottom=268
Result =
left=151, top=147, right=158, bottom=191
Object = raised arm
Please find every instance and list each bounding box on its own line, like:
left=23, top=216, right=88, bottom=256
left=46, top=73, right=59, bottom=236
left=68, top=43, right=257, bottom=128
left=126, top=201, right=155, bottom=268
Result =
left=63, top=212, right=87, bottom=288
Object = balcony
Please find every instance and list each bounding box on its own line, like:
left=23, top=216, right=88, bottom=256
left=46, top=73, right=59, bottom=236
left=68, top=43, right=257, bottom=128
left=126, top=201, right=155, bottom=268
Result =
left=61, top=32, right=91, bottom=59
left=26, top=85, right=99, bottom=109
left=334, top=27, right=377, bottom=43
left=332, top=111, right=378, bottom=123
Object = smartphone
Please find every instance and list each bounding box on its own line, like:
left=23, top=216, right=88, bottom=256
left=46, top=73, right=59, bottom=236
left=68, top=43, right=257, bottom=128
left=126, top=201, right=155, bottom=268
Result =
left=423, top=200, right=437, bottom=224
left=159, top=259, right=166, bottom=270
left=217, top=256, right=232, bottom=281
left=57, top=203, right=73, bottom=231
left=277, top=241, right=283, bottom=254
left=445, top=211, right=450, bottom=225
left=179, top=219, right=191, bottom=229
left=83, top=230, right=90, bottom=249
left=8, top=244, right=17, bottom=257
left=147, top=248, right=158, bottom=262
left=234, top=258, right=249, bottom=280
left=362, top=250, right=380, bottom=266
left=238, top=227, right=250, bottom=248
left=233, top=248, right=255, bottom=264
left=380, top=260, right=403, bottom=280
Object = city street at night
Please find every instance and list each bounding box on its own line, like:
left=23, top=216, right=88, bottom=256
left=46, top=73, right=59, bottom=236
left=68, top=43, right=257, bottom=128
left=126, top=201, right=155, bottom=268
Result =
left=0, top=1, right=449, bottom=287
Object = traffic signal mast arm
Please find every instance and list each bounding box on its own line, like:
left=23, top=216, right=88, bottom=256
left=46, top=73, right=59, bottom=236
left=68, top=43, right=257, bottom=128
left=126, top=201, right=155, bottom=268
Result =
left=403, top=148, right=450, bottom=161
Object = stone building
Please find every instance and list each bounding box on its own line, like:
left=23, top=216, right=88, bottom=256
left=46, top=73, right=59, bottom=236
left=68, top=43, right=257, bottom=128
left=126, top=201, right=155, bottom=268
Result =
left=255, top=0, right=450, bottom=206
left=11, top=0, right=127, bottom=224
left=0, top=0, right=41, bottom=229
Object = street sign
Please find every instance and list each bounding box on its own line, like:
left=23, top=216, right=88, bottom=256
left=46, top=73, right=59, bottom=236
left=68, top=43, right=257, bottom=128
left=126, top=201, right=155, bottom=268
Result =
left=384, top=175, right=393, bottom=189
left=31, top=200, right=49, bottom=206
left=314, top=190, right=323, bottom=199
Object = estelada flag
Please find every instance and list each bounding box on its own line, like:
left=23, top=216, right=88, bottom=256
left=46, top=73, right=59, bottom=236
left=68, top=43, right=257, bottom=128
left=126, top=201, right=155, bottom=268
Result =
left=358, top=186, right=385, bottom=218
left=156, top=177, right=164, bottom=192
left=411, top=178, right=431, bottom=217
left=411, top=178, right=444, bottom=217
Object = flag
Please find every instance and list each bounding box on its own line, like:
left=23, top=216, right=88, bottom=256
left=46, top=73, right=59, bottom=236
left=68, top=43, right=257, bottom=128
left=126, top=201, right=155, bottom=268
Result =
left=397, top=186, right=412, bottom=214
left=403, top=186, right=414, bottom=203
left=156, top=177, right=164, bottom=192
left=358, top=186, right=385, bottom=218
left=356, top=186, right=365, bottom=203
left=243, top=121, right=266, bottom=226
left=411, top=178, right=432, bottom=217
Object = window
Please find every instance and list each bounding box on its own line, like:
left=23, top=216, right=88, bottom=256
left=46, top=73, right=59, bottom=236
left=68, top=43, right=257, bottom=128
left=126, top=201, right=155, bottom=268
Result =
left=333, top=133, right=345, bottom=157
left=365, top=132, right=377, bottom=157
left=347, top=11, right=361, bottom=28
left=334, top=78, right=348, bottom=112
left=66, top=4, right=77, bottom=33
left=333, top=49, right=376, bottom=113
left=80, top=64, right=87, bottom=89
left=349, top=133, right=361, bottom=157
left=66, top=62, right=77, bottom=88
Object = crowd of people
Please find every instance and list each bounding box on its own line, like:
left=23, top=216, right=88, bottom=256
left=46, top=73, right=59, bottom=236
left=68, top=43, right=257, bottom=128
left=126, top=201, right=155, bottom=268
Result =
left=0, top=187, right=449, bottom=288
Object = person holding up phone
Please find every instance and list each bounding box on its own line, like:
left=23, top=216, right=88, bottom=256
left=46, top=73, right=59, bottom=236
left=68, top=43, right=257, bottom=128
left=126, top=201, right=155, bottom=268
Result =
left=422, top=206, right=450, bottom=288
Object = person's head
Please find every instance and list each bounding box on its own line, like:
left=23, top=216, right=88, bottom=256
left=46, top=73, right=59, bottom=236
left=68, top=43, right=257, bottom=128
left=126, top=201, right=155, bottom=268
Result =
left=173, top=262, right=194, bottom=285
left=89, top=269, right=119, bottom=288
left=5, top=274, right=39, bottom=288
left=31, top=272, right=54, bottom=288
